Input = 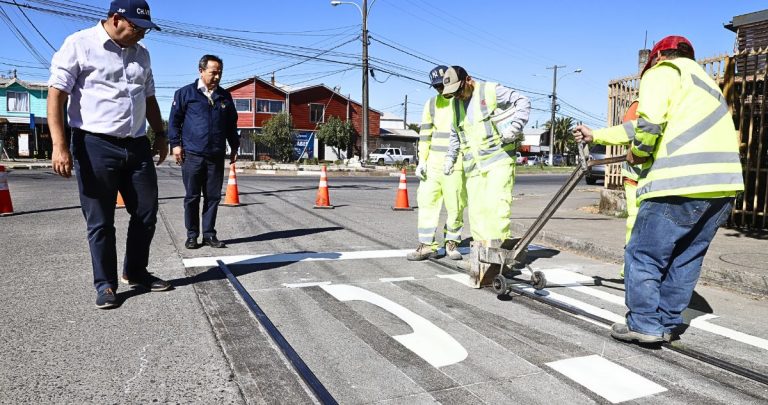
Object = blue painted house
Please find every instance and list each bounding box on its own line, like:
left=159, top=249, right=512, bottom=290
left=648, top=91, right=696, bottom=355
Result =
left=0, top=75, right=49, bottom=159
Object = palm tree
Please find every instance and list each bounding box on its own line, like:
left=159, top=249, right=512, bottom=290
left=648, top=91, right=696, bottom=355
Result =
left=543, top=116, right=575, bottom=156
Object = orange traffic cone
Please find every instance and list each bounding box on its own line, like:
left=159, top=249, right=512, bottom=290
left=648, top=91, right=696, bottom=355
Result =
left=116, top=191, right=125, bottom=208
left=313, top=165, right=334, bottom=209
left=221, top=163, right=242, bottom=207
left=392, top=168, right=413, bottom=211
left=0, top=165, right=14, bottom=216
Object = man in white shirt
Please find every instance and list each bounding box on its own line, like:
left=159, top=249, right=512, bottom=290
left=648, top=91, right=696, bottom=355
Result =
left=47, top=0, right=170, bottom=309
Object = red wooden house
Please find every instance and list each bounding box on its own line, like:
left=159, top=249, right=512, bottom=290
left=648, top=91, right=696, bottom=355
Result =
left=226, top=76, right=381, bottom=161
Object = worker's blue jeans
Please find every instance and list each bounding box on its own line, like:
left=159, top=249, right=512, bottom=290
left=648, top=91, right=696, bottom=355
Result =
left=71, top=130, right=158, bottom=294
left=624, top=196, right=733, bottom=336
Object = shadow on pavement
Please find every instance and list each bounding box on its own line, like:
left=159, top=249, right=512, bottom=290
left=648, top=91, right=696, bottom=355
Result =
left=224, top=226, right=343, bottom=245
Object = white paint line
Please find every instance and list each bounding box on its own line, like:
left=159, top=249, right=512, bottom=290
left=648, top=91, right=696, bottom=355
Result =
left=547, top=355, right=666, bottom=403
left=254, top=170, right=276, bottom=174
left=183, top=249, right=413, bottom=268
left=321, top=284, right=467, bottom=368
left=388, top=172, right=401, bottom=177
left=235, top=169, right=244, bottom=173
left=283, top=281, right=332, bottom=288
left=379, top=277, right=416, bottom=282
left=689, top=314, right=768, bottom=351
left=531, top=268, right=626, bottom=307
left=296, top=171, right=322, bottom=176
left=513, top=283, right=626, bottom=324
left=437, top=274, right=474, bottom=287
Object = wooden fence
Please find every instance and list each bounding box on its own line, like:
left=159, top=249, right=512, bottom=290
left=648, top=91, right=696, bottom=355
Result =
left=605, top=49, right=768, bottom=229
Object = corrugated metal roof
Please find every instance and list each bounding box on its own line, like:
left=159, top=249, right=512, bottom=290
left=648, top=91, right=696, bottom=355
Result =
left=0, top=78, right=48, bottom=91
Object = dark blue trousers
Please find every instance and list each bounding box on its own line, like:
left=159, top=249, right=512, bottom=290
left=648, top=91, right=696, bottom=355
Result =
left=181, top=153, right=225, bottom=239
left=71, top=130, right=158, bottom=294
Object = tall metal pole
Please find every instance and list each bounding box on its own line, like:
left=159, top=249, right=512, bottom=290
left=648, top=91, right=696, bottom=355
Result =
left=547, top=65, right=565, bottom=166
left=403, top=94, right=407, bottom=130
left=361, top=0, right=369, bottom=162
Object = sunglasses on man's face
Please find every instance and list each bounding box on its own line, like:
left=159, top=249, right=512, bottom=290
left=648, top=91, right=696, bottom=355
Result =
left=120, top=16, right=151, bottom=34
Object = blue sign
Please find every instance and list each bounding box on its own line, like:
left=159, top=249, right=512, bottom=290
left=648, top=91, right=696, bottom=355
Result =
left=29, top=113, right=35, bottom=129
left=293, top=132, right=315, bottom=159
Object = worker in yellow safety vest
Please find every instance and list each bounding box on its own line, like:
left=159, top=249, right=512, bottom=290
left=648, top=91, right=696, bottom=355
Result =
left=441, top=66, right=531, bottom=243
left=407, top=65, right=467, bottom=261
left=619, top=100, right=643, bottom=278
left=574, top=36, right=744, bottom=345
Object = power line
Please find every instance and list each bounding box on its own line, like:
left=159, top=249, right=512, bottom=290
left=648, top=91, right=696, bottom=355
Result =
left=12, top=0, right=55, bottom=51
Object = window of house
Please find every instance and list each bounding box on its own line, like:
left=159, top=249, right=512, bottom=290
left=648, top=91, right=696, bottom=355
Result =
left=7, top=91, right=29, bottom=112
left=310, top=103, right=325, bottom=123
left=256, top=99, right=285, bottom=114
left=234, top=99, right=252, bottom=112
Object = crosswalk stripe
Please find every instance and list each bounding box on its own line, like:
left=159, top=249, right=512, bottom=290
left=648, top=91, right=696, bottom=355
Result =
left=547, top=355, right=667, bottom=403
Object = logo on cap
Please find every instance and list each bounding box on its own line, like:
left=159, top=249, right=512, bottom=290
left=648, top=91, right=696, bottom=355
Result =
left=443, top=77, right=451, bottom=85
left=136, top=8, right=150, bottom=16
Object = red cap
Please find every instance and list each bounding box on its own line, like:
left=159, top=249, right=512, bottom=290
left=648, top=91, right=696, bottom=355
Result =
left=641, top=35, right=694, bottom=76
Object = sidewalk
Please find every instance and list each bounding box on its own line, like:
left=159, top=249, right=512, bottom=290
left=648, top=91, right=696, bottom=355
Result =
left=508, top=185, right=768, bottom=296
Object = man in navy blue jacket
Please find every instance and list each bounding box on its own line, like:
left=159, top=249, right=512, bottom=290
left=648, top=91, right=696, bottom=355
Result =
left=169, top=54, right=240, bottom=249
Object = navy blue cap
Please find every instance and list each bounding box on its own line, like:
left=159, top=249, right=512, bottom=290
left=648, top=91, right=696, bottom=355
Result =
left=109, top=0, right=160, bottom=31
left=429, top=65, right=449, bottom=86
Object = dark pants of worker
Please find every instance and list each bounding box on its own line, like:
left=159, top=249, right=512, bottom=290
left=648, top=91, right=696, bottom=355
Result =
left=71, top=129, right=158, bottom=294
left=182, top=153, right=225, bottom=239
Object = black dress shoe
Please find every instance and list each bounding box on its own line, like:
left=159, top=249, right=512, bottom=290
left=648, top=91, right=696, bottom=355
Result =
left=122, top=273, right=172, bottom=292
left=203, top=236, right=226, bottom=248
left=185, top=238, right=198, bottom=249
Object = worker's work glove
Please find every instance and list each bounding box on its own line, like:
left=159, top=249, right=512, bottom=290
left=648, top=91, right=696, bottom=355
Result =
left=489, top=108, right=524, bottom=145
left=443, top=158, right=455, bottom=176
left=415, top=163, right=428, bottom=181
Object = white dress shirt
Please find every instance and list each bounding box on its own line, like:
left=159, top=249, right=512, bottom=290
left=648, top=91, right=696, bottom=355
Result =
left=48, top=22, right=156, bottom=138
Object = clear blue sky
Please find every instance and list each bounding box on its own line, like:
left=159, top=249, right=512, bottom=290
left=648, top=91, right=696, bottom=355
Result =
left=1, top=0, right=765, bottom=129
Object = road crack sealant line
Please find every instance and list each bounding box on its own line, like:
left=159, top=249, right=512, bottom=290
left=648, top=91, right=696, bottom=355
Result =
left=426, top=257, right=768, bottom=388
left=217, top=260, right=338, bottom=405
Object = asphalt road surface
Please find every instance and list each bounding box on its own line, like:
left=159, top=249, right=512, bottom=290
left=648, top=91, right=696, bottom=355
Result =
left=3, top=166, right=767, bottom=404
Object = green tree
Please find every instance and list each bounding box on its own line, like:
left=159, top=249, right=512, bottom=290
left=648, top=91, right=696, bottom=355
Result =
left=258, top=112, right=294, bottom=162
left=407, top=123, right=420, bottom=133
left=146, top=119, right=169, bottom=145
left=543, top=116, right=576, bottom=156
left=316, top=116, right=354, bottom=159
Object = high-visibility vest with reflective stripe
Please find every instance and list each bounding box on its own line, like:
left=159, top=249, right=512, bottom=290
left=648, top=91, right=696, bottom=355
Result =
left=418, top=95, right=461, bottom=170
left=633, top=58, right=743, bottom=200
left=453, top=81, right=515, bottom=176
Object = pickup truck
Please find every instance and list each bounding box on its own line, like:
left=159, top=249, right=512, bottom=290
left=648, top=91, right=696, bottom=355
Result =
left=368, top=147, right=414, bottom=165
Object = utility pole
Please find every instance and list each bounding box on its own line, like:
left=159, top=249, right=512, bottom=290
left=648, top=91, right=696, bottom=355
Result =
left=361, top=0, right=369, bottom=162
left=547, top=65, right=565, bottom=166
left=403, top=94, right=407, bottom=130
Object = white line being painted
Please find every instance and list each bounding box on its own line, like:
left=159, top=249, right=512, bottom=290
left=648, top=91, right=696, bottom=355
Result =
left=689, top=314, right=768, bottom=351
left=183, top=249, right=412, bottom=268
left=537, top=268, right=768, bottom=351
left=283, top=281, right=332, bottom=288
left=439, top=274, right=625, bottom=324
left=380, top=277, right=416, bottom=283
left=547, top=355, right=667, bottom=403
left=321, top=284, right=467, bottom=368
left=436, top=274, right=474, bottom=287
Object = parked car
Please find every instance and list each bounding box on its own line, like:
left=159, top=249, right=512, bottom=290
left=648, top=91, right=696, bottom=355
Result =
left=368, top=147, right=414, bottom=165
left=552, top=154, right=566, bottom=166
left=527, top=155, right=544, bottom=166
left=516, top=152, right=527, bottom=165
left=585, top=145, right=606, bottom=185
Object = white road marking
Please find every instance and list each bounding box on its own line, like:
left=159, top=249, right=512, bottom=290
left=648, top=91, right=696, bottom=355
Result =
left=296, top=171, right=322, bottom=176
left=283, top=281, right=332, bottom=288
left=255, top=170, right=276, bottom=174
left=436, top=274, right=474, bottom=287
left=547, top=355, right=667, bottom=403
left=689, top=314, right=768, bottom=351
left=379, top=277, right=416, bottom=282
left=321, top=284, right=468, bottom=368
left=182, top=249, right=412, bottom=267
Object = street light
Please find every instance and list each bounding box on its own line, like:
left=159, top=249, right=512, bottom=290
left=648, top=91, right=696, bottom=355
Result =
left=546, top=66, right=582, bottom=166
left=331, top=0, right=369, bottom=162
